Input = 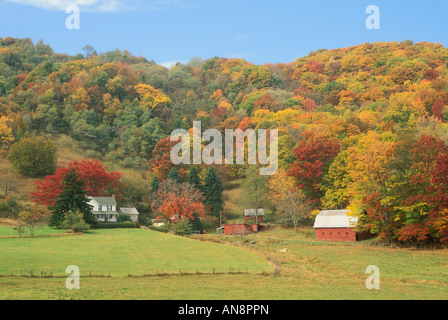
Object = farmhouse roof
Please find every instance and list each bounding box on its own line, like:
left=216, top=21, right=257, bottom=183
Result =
left=244, top=209, right=264, bottom=216
left=91, top=196, right=117, bottom=206
left=313, top=210, right=358, bottom=229
left=120, top=207, right=139, bottom=215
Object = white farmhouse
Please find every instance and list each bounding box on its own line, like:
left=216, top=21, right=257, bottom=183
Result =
left=87, top=196, right=140, bottom=223
left=87, top=196, right=120, bottom=223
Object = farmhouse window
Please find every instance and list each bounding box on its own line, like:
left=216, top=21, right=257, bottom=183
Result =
left=98, top=205, right=103, bottom=211
left=107, top=205, right=112, bottom=211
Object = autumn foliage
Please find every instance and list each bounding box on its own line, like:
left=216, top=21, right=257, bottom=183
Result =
left=32, top=158, right=122, bottom=207
left=150, top=179, right=206, bottom=222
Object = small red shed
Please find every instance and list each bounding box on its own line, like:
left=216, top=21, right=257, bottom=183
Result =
left=313, top=210, right=370, bottom=242
left=224, top=209, right=265, bottom=235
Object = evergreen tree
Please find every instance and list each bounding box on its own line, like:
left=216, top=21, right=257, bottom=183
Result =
left=150, top=175, right=160, bottom=193
left=167, top=167, right=182, bottom=183
left=49, top=169, right=95, bottom=228
left=202, top=167, right=223, bottom=218
left=188, top=166, right=202, bottom=191
left=189, top=212, right=203, bottom=234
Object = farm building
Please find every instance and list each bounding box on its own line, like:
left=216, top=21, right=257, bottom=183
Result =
left=87, top=196, right=119, bottom=223
left=87, top=196, right=139, bottom=223
left=224, top=209, right=265, bottom=235
left=244, top=209, right=264, bottom=224
left=119, top=207, right=140, bottom=222
left=313, top=210, right=371, bottom=242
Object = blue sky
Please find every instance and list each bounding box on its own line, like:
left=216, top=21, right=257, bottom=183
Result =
left=0, top=0, right=447, bottom=66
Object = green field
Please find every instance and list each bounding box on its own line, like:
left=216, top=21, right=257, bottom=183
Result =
left=0, top=227, right=447, bottom=300
left=0, top=225, right=69, bottom=237
left=0, top=228, right=270, bottom=277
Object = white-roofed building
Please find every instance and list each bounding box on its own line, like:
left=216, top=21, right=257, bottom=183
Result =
left=313, top=210, right=370, bottom=242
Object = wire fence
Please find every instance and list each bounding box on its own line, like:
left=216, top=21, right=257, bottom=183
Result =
left=0, top=266, right=277, bottom=279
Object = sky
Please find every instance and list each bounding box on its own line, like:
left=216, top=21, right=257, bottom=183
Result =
left=0, top=0, right=447, bottom=67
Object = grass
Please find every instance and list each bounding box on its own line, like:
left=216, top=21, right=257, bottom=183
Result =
left=0, top=228, right=270, bottom=277
left=2, top=273, right=444, bottom=300
left=0, top=226, right=447, bottom=299
left=0, top=225, right=68, bottom=237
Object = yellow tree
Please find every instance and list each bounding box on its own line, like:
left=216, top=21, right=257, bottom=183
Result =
left=71, top=87, right=91, bottom=110
left=135, top=84, right=171, bottom=109
left=103, top=93, right=122, bottom=123
left=347, top=131, right=397, bottom=199
left=0, top=116, right=14, bottom=149
left=268, top=168, right=310, bottom=232
left=346, top=131, right=399, bottom=237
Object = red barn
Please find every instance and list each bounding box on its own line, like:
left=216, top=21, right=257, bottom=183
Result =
left=313, top=210, right=370, bottom=242
left=224, top=209, right=265, bottom=235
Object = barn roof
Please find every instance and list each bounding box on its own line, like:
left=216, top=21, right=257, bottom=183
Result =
left=244, top=209, right=264, bottom=216
left=313, top=210, right=358, bottom=229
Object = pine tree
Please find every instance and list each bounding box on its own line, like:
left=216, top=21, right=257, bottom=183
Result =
left=49, top=169, right=94, bottom=228
left=188, top=166, right=202, bottom=191
left=189, top=212, right=203, bottom=234
left=150, top=175, right=160, bottom=193
left=167, top=167, right=182, bottom=183
left=202, top=167, right=223, bottom=218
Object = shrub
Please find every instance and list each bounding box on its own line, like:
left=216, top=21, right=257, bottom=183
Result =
left=61, top=211, right=90, bottom=234
left=117, top=213, right=132, bottom=222
left=148, top=224, right=170, bottom=233
left=171, top=219, right=191, bottom=236
left=94, top=222, right=138, bottom=229
left=0, top=196, right=20, bottom=218
left=200, top=216, right=219, bottom=232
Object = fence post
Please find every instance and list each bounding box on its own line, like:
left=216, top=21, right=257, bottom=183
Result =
left=179, top=269, right=182, bottom=275
left=213, top=267, right=215, bottom=274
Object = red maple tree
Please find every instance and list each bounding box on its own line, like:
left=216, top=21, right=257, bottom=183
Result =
left=31, top=158, right=122, bottom=207
left=288, top=131, right=340, bottom=205
left=150, top=179, right=205, bottom=221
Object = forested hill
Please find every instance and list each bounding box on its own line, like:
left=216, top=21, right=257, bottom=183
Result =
left=1, top=36, right=448, bottom=243
left=0, top=38, right=447, bottom=167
